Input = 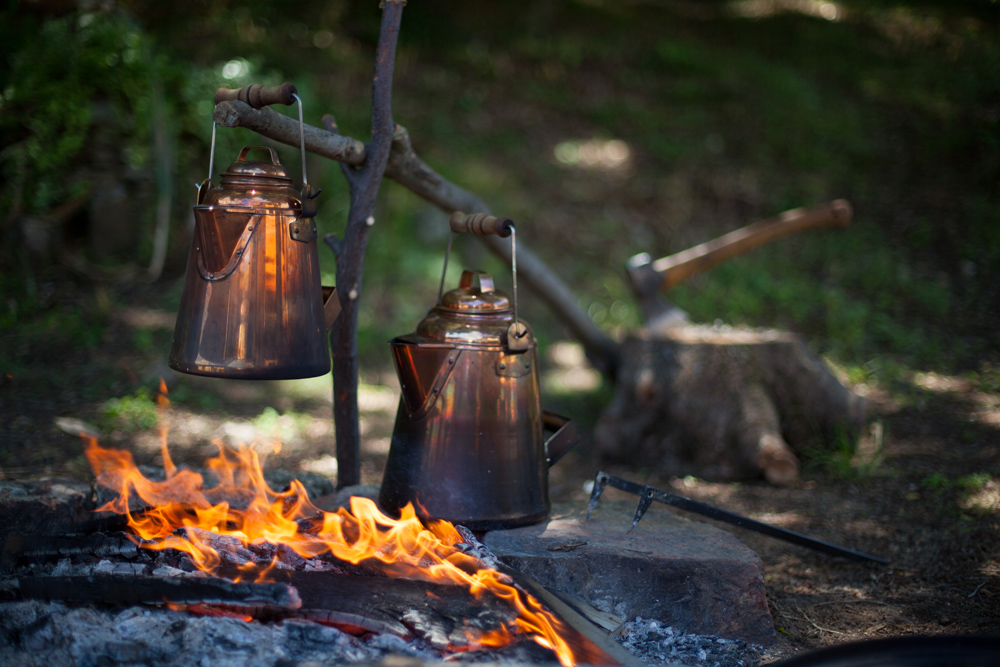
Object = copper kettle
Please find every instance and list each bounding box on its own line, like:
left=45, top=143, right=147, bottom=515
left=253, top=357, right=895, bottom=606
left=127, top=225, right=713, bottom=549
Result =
left=378, top=213, right=578, bottom=530
left=170, top=107, right=339, bottom=379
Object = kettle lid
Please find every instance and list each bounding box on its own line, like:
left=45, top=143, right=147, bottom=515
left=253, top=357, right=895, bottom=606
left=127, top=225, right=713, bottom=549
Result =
left=413, top=270, right=531, bottom=347
left=221, top=146, right=293, bottom=186
left=438, top=270, right=511, bottom=314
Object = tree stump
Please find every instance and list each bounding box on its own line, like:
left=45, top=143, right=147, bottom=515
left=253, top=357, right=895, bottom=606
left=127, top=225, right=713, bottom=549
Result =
left=594, top=325, right=866, bottom=485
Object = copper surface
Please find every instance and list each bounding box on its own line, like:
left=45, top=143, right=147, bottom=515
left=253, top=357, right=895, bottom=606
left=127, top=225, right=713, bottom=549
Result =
left=169, top=147, right=331, bottom=380
left=379, top=270, right=578, bottom=529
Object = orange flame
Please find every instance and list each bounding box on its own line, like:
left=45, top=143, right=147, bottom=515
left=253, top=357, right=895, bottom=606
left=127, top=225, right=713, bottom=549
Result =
left=83, top=407, right=582, bottom=665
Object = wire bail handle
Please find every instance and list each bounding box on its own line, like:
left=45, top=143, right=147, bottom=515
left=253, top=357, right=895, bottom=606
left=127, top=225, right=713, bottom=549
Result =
left=200, top=83, right=318, bottom=214
left=440, top=212, right=528, bottom=352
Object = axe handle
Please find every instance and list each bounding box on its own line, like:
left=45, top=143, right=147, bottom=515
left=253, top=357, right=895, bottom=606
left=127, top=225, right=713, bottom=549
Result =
left=652, top=199, right=852, bottom=291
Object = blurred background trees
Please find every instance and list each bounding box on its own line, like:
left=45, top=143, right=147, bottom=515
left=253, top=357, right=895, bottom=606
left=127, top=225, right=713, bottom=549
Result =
left=3, top=0, right=998, bottom=385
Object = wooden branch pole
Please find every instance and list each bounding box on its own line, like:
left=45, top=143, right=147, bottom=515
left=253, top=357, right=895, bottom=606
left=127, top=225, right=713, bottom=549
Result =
left=326, top=0, right=405, bottom=488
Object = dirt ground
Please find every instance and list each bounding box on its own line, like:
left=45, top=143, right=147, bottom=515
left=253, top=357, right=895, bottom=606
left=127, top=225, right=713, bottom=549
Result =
left=2, top=286, right=998, bottom=663
left=569, top=375, right=1000, bottom=661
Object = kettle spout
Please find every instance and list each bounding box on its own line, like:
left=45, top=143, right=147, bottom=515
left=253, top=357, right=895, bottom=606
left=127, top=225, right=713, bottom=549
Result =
left=390, top=339, right=461, bottom=418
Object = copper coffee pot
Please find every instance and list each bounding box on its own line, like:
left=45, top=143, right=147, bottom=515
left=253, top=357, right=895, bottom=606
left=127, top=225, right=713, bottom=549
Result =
left=378, top=213, right=578, bottom=529
left=170, top=88, right=339, bottom=380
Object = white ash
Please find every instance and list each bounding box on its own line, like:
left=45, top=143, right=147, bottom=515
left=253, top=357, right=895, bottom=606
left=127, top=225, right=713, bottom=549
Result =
left=453, top=524, right=503, bottom=571
left=50, top=557, right=150, bottom=577
left=0, top=600, right=442, bottom=667
left=616, top=617, right=763, bottom=667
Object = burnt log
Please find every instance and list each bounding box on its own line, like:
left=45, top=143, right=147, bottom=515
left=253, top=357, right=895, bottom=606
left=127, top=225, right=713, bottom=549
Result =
left=0, top=479, right=94, bottom=542
left=595, top=326, right=866, bottom=485
left=287, top=570, right=514, bottom=649
left=2, top=532, right=139, bottom=571
left=16, top=574, right=302, bottom=615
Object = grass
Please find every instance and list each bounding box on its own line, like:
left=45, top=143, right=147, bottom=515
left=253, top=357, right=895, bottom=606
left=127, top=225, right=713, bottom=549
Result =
left=803, top=421, right=887, bottom=481
left=99, top=387, right=160, bottom=433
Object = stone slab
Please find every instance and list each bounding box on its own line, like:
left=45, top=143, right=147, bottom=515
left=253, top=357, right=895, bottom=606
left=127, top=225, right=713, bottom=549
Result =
left=483, top=501, right=774, bottom=645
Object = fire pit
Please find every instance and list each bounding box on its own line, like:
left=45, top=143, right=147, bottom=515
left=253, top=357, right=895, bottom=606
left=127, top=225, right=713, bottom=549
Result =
left=0, top=437, right=770, bottom=667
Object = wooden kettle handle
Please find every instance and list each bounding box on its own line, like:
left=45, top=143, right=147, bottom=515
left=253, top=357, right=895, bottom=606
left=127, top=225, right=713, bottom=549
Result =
left=214, top=82, right=298, bottom=109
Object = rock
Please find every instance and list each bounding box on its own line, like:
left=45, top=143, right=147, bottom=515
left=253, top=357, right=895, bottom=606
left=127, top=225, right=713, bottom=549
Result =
left=484, top=501, right=774, bottom=645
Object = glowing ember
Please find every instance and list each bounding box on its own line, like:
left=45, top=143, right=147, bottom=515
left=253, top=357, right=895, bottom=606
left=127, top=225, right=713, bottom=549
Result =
left=82, top=390, right=582, bottom=665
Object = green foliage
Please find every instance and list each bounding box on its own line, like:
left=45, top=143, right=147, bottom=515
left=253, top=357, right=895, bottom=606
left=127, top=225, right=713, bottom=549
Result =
left=803, top=423, right=884, bottom=480
left=167, top=383, right=223, bottom=412
left=922, top=472, right=993, bottom=496
left=0, top=302, right=107, bottom=363
left=1, top=12, right=152, bottom=214
left=3, top=0, right=999, bottom=388
left=100, top=387, right=159, bottom=432
left=670, top=221, right=964, bottom=367
left=251, top=407, right=314, bottom=443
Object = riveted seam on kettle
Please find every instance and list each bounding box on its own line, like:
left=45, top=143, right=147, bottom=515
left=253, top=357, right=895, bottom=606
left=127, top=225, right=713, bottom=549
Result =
left=404, top=349, right=462, bottom=420
left=196, top=213, right=263, bottom=282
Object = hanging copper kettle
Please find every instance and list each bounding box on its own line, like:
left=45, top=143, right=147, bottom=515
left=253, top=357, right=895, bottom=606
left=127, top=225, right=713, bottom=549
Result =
left=378, top=213, right=578, bottom=530
left=170, top=89, right=339, bottom=380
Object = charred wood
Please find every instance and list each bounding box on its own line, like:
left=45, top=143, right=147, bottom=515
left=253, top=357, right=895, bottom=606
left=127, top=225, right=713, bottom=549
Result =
left=286, top=570, right=514, bottom=649
left=16, top=574, right=302, bottom=613
left=497, top=564, right=645, bottom=667
left=0, top=479, right=94, bottom=542
left=2, top=532, right=139, bottom=571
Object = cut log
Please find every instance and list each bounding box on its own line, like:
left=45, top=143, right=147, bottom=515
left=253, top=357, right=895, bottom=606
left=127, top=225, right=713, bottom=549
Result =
left=594, top=326, right=866, bottom=485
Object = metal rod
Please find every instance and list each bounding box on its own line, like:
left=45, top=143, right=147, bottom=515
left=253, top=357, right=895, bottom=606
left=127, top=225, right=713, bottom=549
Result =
left=588, top=471, right=888, bottom=565
left=510, top=224, right=518, bottom=330
left=437, top=232, right=455, bottom=304
left=497, top=563, right=644, bottom=667
left=292, top=93, right=308, bottom=185
left=207, top=121, right=217, bottom=182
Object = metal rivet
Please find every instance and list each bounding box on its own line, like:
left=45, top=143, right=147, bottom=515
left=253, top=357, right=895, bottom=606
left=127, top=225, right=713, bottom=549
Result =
left=208, top=273, right=215, bottom=279
left=294, top=227, right=300, bottom=234
left=499, top=363, right=506, bottom=370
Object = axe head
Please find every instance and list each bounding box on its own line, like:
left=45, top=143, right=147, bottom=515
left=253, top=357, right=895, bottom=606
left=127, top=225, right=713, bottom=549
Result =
left=626, top=253, right=689, bottom=336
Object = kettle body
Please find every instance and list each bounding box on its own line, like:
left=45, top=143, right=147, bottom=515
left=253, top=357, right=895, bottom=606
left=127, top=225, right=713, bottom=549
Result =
left=378, top=270, right=577, bottom=530
left=170, top=146, right=334, bottom=380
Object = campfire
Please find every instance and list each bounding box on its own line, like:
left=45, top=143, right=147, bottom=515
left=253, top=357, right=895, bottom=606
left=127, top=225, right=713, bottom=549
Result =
left=0, top=383, right=776, bottom=667
left=80, top=428, right=592, bottom=666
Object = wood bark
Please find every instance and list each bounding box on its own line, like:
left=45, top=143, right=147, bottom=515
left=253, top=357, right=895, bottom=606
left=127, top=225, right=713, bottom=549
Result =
left=327, top=0, right=404, bottom=488
left=594, top=326, right=866, bottom=485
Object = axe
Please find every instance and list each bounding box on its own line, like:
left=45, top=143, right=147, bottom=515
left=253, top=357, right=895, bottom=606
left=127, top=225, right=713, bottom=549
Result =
left=626, top=199, right=852, bottom=334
